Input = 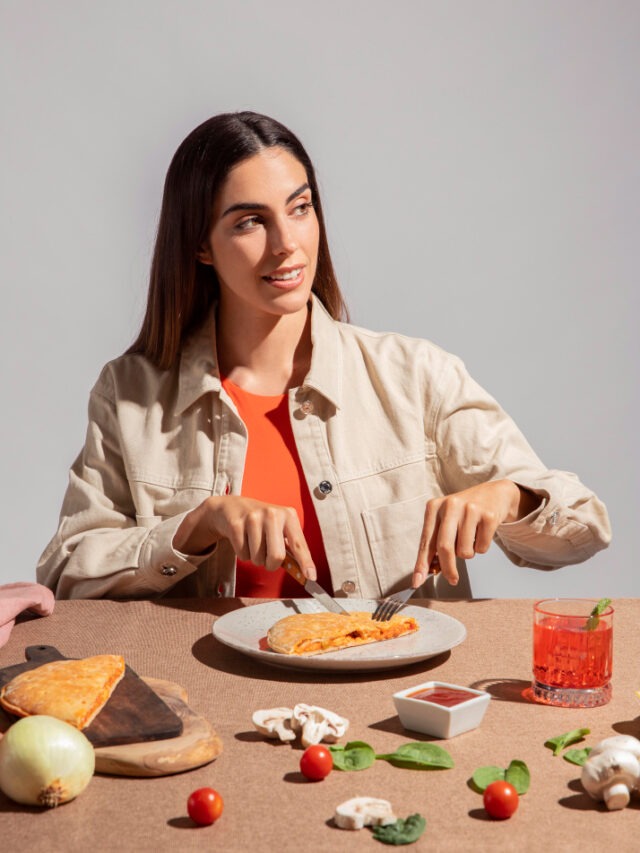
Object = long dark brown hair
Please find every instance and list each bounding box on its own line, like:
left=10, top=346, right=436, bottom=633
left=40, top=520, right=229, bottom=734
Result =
left=127, top=111, right=349, bottom=369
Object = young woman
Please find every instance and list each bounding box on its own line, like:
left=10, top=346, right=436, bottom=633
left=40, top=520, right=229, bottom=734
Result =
left=37, top=111, right=611, bottom=600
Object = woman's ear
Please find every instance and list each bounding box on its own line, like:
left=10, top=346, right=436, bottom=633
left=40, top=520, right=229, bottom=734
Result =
left=196, top=244, right=213, bottom=266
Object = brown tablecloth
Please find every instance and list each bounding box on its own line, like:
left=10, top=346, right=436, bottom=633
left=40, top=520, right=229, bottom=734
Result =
left=0, top=598, right=638, bottom=852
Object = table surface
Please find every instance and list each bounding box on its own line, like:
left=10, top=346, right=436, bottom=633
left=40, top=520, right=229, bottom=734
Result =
left=1, top=598, right=638, bottom=853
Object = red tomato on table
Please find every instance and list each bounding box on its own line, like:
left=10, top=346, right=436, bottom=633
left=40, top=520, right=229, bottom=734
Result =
left=187, top=788, right=224, bottom=825
left=300, top=745, right=333, bottom=780
left=483, top=781, right=519, bottom=819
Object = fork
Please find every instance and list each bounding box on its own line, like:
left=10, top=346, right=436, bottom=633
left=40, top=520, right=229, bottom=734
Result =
left=371, top=558, right=441, bottom=621
left=371, top=586, right=415, bottom=621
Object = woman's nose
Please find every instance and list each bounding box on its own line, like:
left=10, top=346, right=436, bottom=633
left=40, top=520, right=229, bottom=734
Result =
left=269, top=216, right=298, bottom=255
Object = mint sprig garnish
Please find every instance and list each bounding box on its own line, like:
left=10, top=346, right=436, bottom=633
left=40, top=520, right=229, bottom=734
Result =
left=586, top=598, right=611, bottom=630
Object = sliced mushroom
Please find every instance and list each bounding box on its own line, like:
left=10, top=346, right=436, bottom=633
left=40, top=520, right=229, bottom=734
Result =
left=334, top=796, right=396, bottom=830
left=291, top=704, right=349, bottom=747
left=252, top=707, right=296, bottom=742
left=581, top=747, right=640, bottom=810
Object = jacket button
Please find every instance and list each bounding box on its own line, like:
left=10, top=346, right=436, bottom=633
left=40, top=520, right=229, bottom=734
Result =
left=341, top=580, right=356, bottom=594
left=548, top=510, right=559, bottom=526
left=318, top=480, right=333, bottom=494
left=160, top=565, right=177, bottom=576
left=300, top=400, right=314, bottom=415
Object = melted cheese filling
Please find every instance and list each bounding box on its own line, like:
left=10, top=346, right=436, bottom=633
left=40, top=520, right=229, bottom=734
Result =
left=294, top=620, right=416, bottom=654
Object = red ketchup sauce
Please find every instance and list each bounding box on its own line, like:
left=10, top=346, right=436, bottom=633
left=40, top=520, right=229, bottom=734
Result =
left=406, top=686, right=478, bottom=706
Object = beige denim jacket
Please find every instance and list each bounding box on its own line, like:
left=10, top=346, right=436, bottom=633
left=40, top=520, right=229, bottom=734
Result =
left=37, top=294, right=611, bottom=600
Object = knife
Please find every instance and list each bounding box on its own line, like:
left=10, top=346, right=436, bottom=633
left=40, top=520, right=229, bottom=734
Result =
left=281, top=552, right=350, bottom=615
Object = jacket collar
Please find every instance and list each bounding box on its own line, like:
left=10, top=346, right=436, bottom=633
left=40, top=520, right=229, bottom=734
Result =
left=175, top=292, right=343, bottom=415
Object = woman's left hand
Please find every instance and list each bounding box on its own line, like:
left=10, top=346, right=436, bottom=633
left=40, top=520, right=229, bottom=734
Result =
left=412, top=479, right=540, bottom=587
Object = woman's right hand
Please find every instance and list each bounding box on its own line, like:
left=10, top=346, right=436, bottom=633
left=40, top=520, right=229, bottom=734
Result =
left=172, top=496, right=317, bottom=580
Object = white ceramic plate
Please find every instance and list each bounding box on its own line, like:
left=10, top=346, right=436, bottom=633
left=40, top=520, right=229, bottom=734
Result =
left=212, top=598, right=467, bottom=672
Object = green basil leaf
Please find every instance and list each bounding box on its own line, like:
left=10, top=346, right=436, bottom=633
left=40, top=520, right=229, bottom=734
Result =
left=545, top=728, right=590, bottom=756
left=329, top=740, right=376, bottom=771
left=505, top=759, right=530, bottom=794
left=563, top=747, right=592, bottom=766
left=371, top=814, right=427, bottom=845
left=376, top=742, right=454, bottom=770
left=586, top=598, right=612, bottom=630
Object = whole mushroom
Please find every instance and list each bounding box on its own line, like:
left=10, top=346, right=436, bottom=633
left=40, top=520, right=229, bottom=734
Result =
left=588, top=735, right=640, bottom=763
left=581, top=737, right=640, bottom=810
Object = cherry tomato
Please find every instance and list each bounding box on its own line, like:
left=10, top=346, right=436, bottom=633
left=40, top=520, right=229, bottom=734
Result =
left=187, top=788, right=224, bottom=825
left=299, top=744, right=333, bottom=780
left=483, top=780, right=519, bottom=819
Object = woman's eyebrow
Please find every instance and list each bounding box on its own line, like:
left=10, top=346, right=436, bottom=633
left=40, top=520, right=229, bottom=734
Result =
left=221, top=182, right=310, bottom=218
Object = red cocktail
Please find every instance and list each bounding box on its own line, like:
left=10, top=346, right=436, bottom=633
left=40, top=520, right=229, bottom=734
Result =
left=532, top=599, right=613, bottom=708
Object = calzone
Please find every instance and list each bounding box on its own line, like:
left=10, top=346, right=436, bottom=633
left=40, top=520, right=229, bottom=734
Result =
left=267, top=611, right=419, bottom=656
left=0, top=654, right=125, bottom=729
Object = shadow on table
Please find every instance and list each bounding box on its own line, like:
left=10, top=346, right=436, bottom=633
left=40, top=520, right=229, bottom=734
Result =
left=151, top=597, right=245, bottom=617
left=468, top=678, right=531, bottom=704
left=191, top=632, right=451, bottom=684
left=467, top=808, right=494, bottom=821
left=612, top=716, right=640, bottom=736
left=557, top=777, right=640, bottom=811
left=167, top=816, right=197, bottom=829
left=367, top=714, right=460, bottom=739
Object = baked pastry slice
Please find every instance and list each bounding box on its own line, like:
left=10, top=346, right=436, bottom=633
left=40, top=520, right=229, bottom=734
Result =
left=0, top=654, right=125, bottom=729
left=267, top=611, right=419, bottom=656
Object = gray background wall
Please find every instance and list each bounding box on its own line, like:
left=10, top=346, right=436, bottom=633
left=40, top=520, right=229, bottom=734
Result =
left=1, top=0, right=637, bottom=597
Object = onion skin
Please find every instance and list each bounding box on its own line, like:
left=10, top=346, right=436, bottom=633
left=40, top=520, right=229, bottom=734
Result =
left=0, top=715, right=95, bottom=807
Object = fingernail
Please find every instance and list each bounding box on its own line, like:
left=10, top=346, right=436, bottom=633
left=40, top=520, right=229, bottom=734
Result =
left=305, top=568, right=317, bottom=581
left=413, top=571, right=424, bottom=587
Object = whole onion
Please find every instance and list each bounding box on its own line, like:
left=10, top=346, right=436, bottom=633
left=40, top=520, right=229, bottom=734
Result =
left=0, top=715, right=95, bottom=807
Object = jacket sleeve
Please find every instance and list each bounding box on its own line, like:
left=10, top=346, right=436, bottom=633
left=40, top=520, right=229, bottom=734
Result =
left=432, top=353, right=612, bottom=569
left=36, top=372, right=216, bottom=599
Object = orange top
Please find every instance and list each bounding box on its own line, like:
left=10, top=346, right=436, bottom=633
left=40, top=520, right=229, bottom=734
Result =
left=220, top=374, right=333, bottom=598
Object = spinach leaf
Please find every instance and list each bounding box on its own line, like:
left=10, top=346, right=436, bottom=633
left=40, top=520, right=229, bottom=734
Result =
left=505, top=759, right=530, bottom=794
left=586, top=598, right=611, bottom=630
left=329, top=740, right=376, bottom=771
left=471, top=760, right=530, bottom=794
left=371, top=814, right=426, bottom=845
left=471, top=766, right=505, bottom=792
left=563, top=747, right=592, bottom=766
left=376, top=742, right=454, bottom=770
left=545, top=728, right=590, bottom=756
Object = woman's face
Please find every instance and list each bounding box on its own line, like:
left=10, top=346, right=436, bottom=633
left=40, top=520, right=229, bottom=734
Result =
left=200, top=146, right=320, bottom=318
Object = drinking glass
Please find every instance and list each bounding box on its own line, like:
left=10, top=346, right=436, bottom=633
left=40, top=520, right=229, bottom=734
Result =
left=532, top=598, right=613, bottom=708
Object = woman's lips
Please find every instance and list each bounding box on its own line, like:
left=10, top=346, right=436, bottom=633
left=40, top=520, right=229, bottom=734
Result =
left=261, top=268, right=305, bottom=290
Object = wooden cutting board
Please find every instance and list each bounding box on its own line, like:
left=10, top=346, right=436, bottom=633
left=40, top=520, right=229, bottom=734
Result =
left=0, top=646, right=183, bottom=748
left=93, top=677, right=222, bottom=776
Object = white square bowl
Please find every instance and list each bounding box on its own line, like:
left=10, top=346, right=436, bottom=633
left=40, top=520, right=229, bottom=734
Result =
left=393, top=680, right=490, bottom=739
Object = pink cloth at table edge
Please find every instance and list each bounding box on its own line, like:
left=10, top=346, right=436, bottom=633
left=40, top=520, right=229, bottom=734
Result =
left=0, top=583, right=55, bottom=648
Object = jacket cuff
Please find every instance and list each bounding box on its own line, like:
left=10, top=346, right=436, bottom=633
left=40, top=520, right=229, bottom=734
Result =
left=496, top=480, right=594, bottom=566
left=137, top=511, right=218, bottom=592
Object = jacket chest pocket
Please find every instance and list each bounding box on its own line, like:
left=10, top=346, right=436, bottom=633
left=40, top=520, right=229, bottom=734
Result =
left=131, top=483, right=213, bottom=523
left=361, top=493, right=428, bottom=594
